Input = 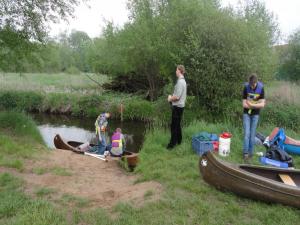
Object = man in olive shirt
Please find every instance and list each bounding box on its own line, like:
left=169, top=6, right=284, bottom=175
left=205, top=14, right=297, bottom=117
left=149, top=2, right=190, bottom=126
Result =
left=167, top=65, right=187, bottom=150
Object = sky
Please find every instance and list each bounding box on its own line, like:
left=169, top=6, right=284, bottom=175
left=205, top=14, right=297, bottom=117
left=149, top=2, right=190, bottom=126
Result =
left=50, top=0, right=300, bottom=42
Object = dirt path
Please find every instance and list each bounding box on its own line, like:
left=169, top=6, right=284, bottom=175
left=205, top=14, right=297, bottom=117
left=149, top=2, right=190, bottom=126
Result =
left=0, top=149, right=162, bottom=209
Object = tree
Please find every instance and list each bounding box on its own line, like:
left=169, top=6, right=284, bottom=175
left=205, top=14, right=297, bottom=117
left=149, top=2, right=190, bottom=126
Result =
left=68, top=30, right=92, bottom=72
left=0, top=0, right=83, bottom=72
left=0, top=0, right=83, bottom=41
left=277, top=29, right=300, bottom=81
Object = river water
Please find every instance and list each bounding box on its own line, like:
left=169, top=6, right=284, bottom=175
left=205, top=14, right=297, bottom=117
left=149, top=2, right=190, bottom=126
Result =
left=32, top=114, right=147, bottom=153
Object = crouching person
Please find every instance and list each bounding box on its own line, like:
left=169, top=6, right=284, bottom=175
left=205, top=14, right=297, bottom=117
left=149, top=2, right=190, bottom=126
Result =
left=109, top=128, right=126, bottom=157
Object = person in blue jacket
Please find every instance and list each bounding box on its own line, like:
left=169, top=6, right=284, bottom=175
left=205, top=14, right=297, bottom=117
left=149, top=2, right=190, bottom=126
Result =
left=88, top=112, right=110, bottom=155
left=242, top=74, right=266, bottom=163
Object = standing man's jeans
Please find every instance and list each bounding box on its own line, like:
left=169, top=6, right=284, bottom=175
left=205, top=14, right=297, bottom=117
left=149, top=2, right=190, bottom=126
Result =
left=168, top=106, right=184, bottom=147
left=96, top=133, right=107, bottom=155
left=243, top=113, right=259, bottom=156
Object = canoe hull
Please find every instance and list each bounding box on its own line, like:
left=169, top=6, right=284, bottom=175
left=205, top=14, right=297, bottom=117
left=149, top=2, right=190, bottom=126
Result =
left=199, top=152, right=300, bottom=208
left=54, top=134, right=139, bottom=168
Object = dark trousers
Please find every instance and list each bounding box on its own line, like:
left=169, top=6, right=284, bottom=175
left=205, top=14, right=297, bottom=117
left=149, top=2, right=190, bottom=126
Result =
left=168, top=106, right=184, bottom=147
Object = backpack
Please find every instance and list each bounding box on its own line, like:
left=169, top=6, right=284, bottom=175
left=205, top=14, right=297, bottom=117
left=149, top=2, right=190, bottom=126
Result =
left=265, top=145, right=294, bottom=167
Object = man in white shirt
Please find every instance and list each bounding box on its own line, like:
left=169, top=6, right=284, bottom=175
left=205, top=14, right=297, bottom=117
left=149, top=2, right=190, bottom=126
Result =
left=167, top=65, right=187, bottom=150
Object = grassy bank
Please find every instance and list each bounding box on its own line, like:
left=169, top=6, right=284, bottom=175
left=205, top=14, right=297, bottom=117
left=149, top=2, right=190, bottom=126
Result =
left=0, top=111, right=46, bottom=171
left=0, top=112, right=299, bottom=224
left=0, top=90, right=198, bottom=124
left=1, top=73, right=300, bottom=130
left=134, top=121, right=300, bottom=225
left=0, top=173, right=68, bottom=225
left=2, top=88, right=300, bottom=133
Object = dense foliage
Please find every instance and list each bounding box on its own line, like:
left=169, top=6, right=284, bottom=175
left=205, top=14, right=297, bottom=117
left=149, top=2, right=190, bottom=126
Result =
left=94, top=0, right=278, bottom=109
left=277, top=29, right=300, bottom=81
left=1, top=0, right=279, bottom=111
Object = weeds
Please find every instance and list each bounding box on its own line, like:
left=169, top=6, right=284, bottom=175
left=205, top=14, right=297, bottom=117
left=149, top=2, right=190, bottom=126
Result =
left=35, top=187, right=56, bottom=197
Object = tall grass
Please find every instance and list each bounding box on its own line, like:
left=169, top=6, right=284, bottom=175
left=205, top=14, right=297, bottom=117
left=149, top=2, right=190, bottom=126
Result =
left=0, top=111, right=46, bottom=171
left=0, top=91, right=157, bottom=121
left=0, top=72, right=108, bottom=94
left=266, top=81, right=300, bottom=106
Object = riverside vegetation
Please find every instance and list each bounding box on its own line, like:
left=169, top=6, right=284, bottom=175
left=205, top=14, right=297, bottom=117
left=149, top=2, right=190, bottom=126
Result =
left=1, top=73, right=300, bottom=131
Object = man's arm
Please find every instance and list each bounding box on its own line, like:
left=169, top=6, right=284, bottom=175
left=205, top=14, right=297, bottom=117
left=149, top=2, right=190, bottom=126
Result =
left=247, top=99, right=266, bottom=109
left=168, top=95, right=180, bottom=102
left=243, top=99, right=250, bottom=109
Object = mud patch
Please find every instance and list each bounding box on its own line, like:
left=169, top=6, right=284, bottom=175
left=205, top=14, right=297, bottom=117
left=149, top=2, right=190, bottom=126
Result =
left=0, top=149, right=162, bottom=209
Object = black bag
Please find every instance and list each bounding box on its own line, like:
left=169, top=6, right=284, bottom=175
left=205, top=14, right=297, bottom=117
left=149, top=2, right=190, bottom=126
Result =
left=265, top=145, right=294, bottom=167
left=255, top=132, right=266, bottom=143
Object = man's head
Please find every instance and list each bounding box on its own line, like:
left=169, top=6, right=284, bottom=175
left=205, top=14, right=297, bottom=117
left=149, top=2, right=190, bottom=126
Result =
left=176, top=65, right=185, bottom=78
left=116, top=128, right=122, bottom=133
left=249, top=73, right=258, bottom=89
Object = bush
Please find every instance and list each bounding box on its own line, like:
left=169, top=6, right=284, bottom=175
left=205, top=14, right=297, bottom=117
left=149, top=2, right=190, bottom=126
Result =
left=65, top=66, right=81, bottom=75
left=0, top=91, right=43, bottom=111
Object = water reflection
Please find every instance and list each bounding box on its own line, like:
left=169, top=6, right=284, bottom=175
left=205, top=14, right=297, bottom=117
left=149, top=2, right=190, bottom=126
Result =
left=32, top=114, right=147, bottom=153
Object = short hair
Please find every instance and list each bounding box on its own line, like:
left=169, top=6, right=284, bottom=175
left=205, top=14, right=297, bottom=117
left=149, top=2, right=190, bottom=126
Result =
left=177, top=65, right=185, bottom=74
left=249, top=73, right=258, bottom=85
left=116, top=128, right=122, bottom=133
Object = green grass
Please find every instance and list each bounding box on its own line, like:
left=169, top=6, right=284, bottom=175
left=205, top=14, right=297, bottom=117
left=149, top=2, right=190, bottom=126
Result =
left=0, top=72, right=108, bottom=94
left=143, top=190, right=154, bottom=199
left=0, top=112, right=46, bottom=171
left=35, top=187, right=56, bottom=197
left=0, top=115, right=299, bottom=224
left=0, top=173, right=68, bottom=225
left=50, top=167, right=72, bottom=176
left=32, top=167, right=72, bottom=176
left=0, top=111, right=47, bottom=171
left=32, top=167, right=48, bottom=175
left=0, top=111, right=44, bottom=142
left=59, top=194, right=90, bottom=208
left=131, top=120, right=300, bottom=225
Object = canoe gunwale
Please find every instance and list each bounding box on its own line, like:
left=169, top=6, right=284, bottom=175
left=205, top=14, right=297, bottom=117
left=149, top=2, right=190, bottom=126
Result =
left=204, top=153, right=299, bottom=196
left=53, top=134, right=139, bottom=167
left=200, top=151, right=300, bottom=208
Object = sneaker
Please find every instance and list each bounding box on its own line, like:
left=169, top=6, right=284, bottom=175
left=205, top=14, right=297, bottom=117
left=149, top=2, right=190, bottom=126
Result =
left=88, top=147, right=97, bottom=153
left=104, top=151, right=109, bottom=157
left=243, top=154, right=249, bottom=164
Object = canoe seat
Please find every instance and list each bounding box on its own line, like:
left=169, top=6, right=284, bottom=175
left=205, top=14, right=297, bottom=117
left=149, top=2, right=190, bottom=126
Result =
left=278, top=174, right=297, bottom=187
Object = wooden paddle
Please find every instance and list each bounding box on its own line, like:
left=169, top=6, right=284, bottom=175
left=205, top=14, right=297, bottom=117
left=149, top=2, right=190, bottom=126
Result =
left=84, top=152, right=108, bottom=162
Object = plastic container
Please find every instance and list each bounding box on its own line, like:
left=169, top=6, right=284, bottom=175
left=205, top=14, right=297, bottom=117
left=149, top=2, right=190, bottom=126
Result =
left=192, top=139, right=214, bottom=156
left=218, top=132, right=232, bottom=157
